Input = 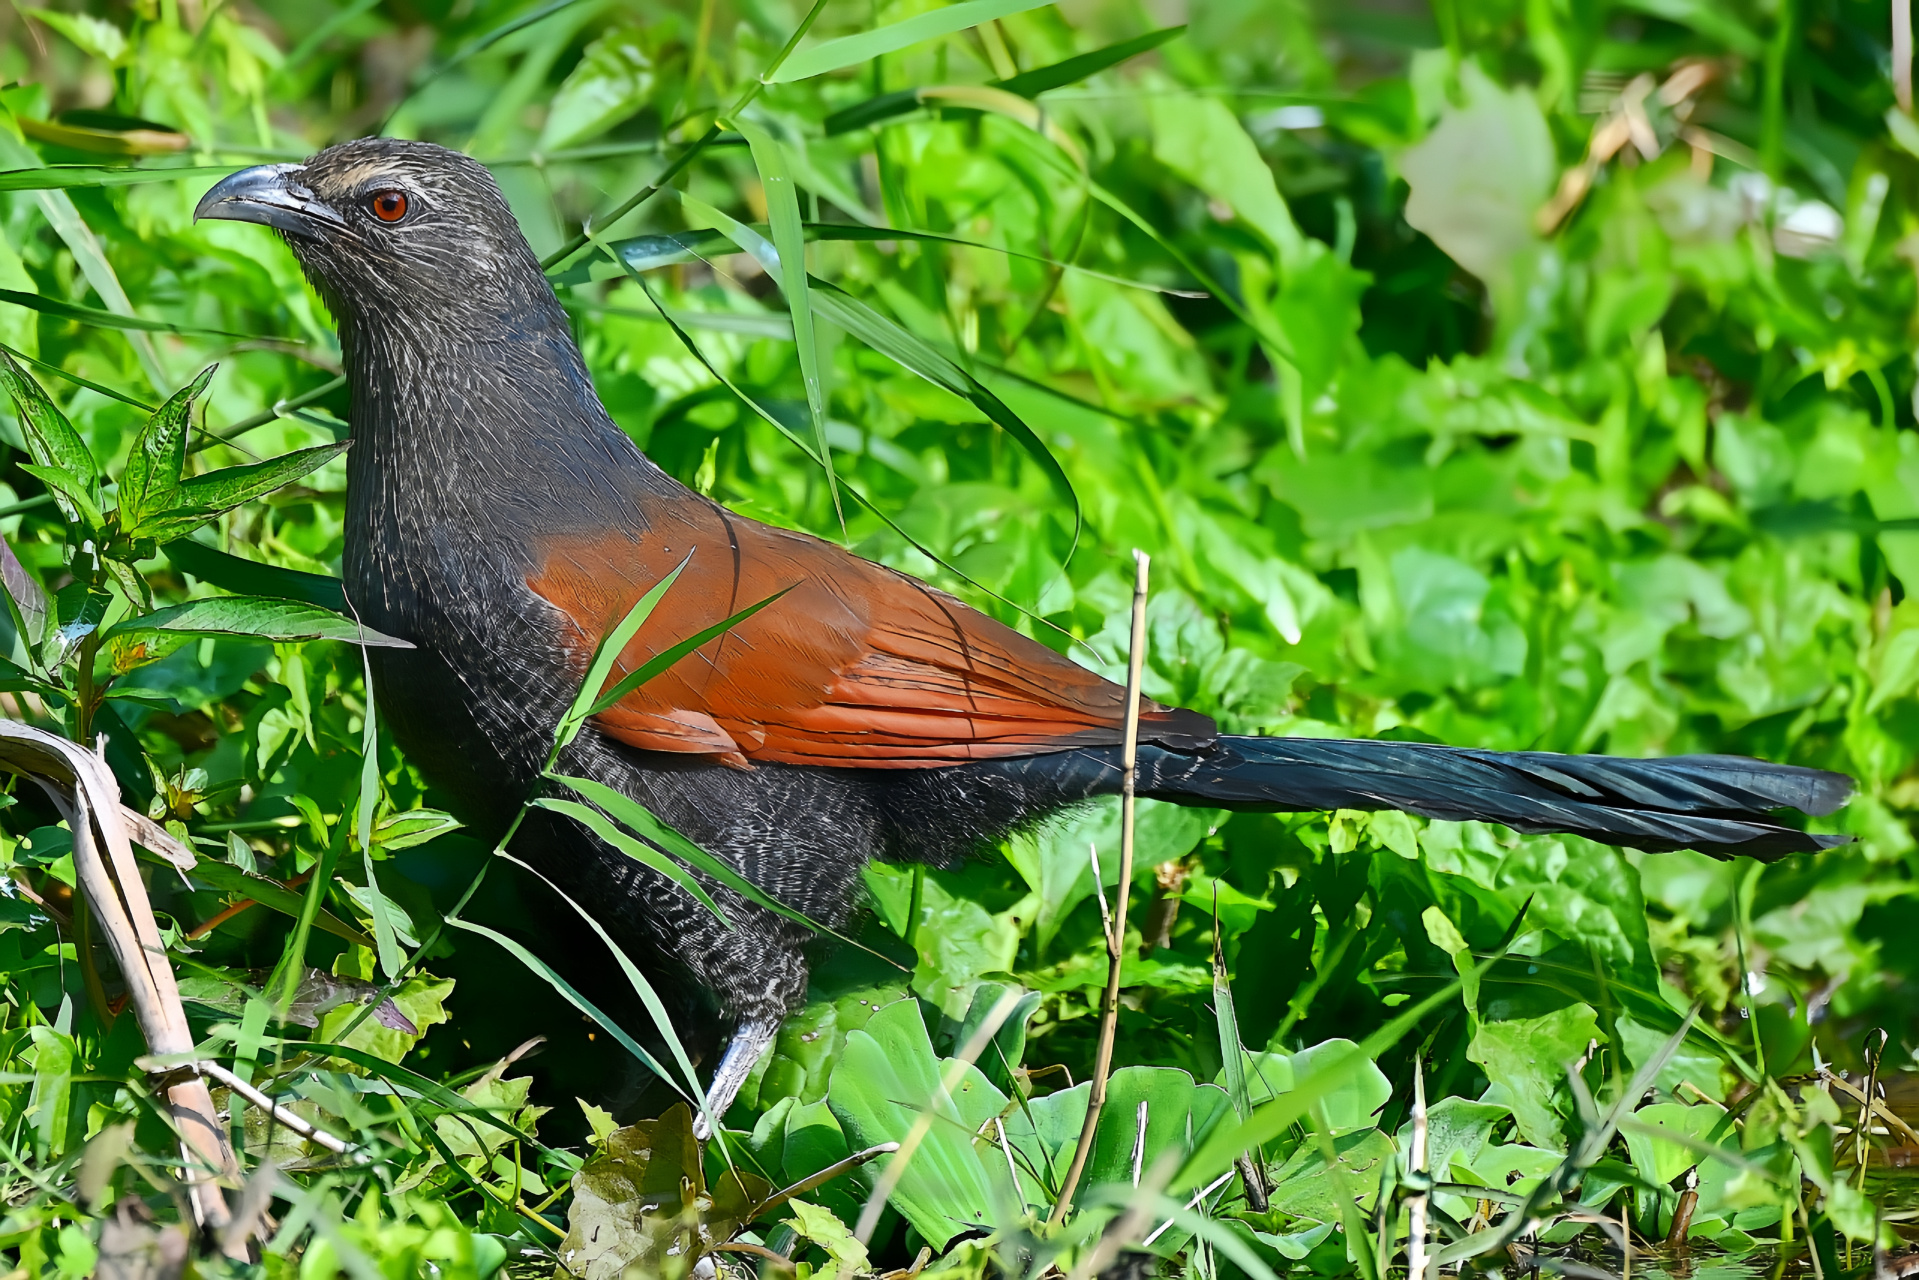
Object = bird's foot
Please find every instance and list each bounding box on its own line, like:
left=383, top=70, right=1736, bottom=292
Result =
left=690, top=1015, right=781, bottom=1141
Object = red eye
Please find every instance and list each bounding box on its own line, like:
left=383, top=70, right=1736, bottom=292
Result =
left=370, top=190, right=408, bottom=222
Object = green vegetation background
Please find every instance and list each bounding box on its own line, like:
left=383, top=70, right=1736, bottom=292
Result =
left=0, top=0, right=1913, bottom=1274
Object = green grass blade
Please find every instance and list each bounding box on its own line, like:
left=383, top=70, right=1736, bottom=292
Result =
left=447, top=917, right=677, bottom=1085
left=992, top=24, right=1186, bottom=97
left=532, top=797, right=733, bottom=924
left=591, top=244, right=1083, bottom=648
left=727, top=117, right=843, bottom=532
left=586, top=586, right=793, bottom=716
left=771, top=0, right=1059, bottom=83
left=355, top=646, right=405, bottom=982
left=676, top=193, right=1081, bottom=543
left=548, top=550, right=693, bottom=757
left=0, top=164, right=236, bottom=191
left=493, top=851, right=724, bottom=1146
left=0, top=288, right=249, bottom=338
left=546, top=774, right=817, bottom=933
left=0, top=340, right=154, bottom=412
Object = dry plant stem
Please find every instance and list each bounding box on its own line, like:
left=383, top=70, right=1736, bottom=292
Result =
left=1408, top=1057, right=1429, bottom=1280
left=1049, top=549, right=1150, bottom=1224
left=143, top=1058, right=353, bottom=1156
left=1899, top=0, right=1914, bottom=115
left=0, top=722, right=243, bottom=1254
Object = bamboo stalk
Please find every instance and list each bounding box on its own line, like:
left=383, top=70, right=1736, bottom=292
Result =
left=1049, top=550, right=1150, bottom=1224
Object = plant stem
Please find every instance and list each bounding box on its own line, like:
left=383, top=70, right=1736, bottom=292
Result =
left=1049, top=549, right=1149, bottom=1224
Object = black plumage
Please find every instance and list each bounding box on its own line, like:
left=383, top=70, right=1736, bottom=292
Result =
left=194, top=138, right=1852, bottom=1128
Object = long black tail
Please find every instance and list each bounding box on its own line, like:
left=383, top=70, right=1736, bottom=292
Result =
left=1006, top=737, right=1852, bottom=859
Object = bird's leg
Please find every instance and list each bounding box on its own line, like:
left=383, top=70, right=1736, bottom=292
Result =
left=691, top=1015, right=781, bottom=1141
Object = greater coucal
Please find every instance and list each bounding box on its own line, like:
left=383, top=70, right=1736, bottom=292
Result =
left=195, top=140, right=1851, bottom=1128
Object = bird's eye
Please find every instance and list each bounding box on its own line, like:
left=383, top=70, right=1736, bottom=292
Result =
left=369, top=190, right=409, bottom=223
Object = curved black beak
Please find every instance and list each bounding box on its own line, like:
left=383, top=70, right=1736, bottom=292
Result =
left=194, top=164, right=345, bottom=240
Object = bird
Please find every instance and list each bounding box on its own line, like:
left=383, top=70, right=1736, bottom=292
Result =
left=194, top=138, right=1852, bottom=1132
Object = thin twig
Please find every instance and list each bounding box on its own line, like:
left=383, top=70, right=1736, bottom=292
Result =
left=141, top=1057, right=352, bottom=1155
left=753, top=1142, right=899, bottom=1219
left=1141, top=1170, right=1235, bottom=1246
left=1409, top=1056, right=1429, bottom=1280
left=1050, top=550, right=1150, bottom=1224
left=1898, top=0, right=1914, bottom=115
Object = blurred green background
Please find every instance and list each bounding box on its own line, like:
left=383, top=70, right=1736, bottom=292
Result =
left=0, top=0, right=1917, bottom=1273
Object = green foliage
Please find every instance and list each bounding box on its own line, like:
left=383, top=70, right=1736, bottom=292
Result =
left=0, top=0, right=1912, bottom=1274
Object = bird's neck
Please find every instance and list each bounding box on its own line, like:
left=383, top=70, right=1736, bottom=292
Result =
left=337, top=294, right=663, bottom=603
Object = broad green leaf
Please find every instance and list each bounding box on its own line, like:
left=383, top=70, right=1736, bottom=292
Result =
left=119, top=365, right=213, bottom=534
left=539, top=25, right=657, bottom=151
left=17, top=464, right=103, bottom=529
left=22, top=9, right=127, bottom=63
left=729, top=117, right=841, bottom=529
left=1148, top=94, right=1303, bottom=265
left=0, top=350, right=99, bottom=492
left=824, top=997, right=1007, bottom=1246
left=771, top=0, right=1057, bottom=83
left=1397, top=62, right=1555, bottom=291
left=314, top=974, right=451, bottom=1065
left=1466, top=1004, right=1603, bottom=1151
left=104, top=596, right=412, bottom=648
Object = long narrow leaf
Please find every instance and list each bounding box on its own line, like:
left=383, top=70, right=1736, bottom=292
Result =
left=532, top=796, right=733, bottom=924
left=0, top=164, right=234, bottom=191
left=356, top=648, right=404, bottom=981
left=993, top=24, right=1185, bottom=97
left=494, top=852, right=719, bottom=1135
left=0, top=339, right=154, bottom=412
left=549, top=551, right=692, bottom=756
left=105, top=596, right=412, bottom=648
left=729, top=118, right=843, bottom=532
left=676, top=193, right=1081, bottom=542
left=548, top=773, right=823, bottom=935
left=145, top=851, right=370, bottom=947
left=586, top=586, right=792, bottom=716
left=0, top=288, right=248, bottom=338
left=447, top=918, right=675, bottom=1083
left=163, top=540, right=346, bottom=610
left=555, top=221, right=1202, bottom=298
left=595, top=241, right=1085, bottom=652
left=771, top=0, right=1058, bottom=82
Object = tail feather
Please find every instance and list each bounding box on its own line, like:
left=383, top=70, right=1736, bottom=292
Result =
left=1124, top=737, right=1851, bottom=859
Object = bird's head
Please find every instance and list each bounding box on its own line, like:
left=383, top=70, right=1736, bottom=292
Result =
left=195, top=138, right=550, bottom=338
